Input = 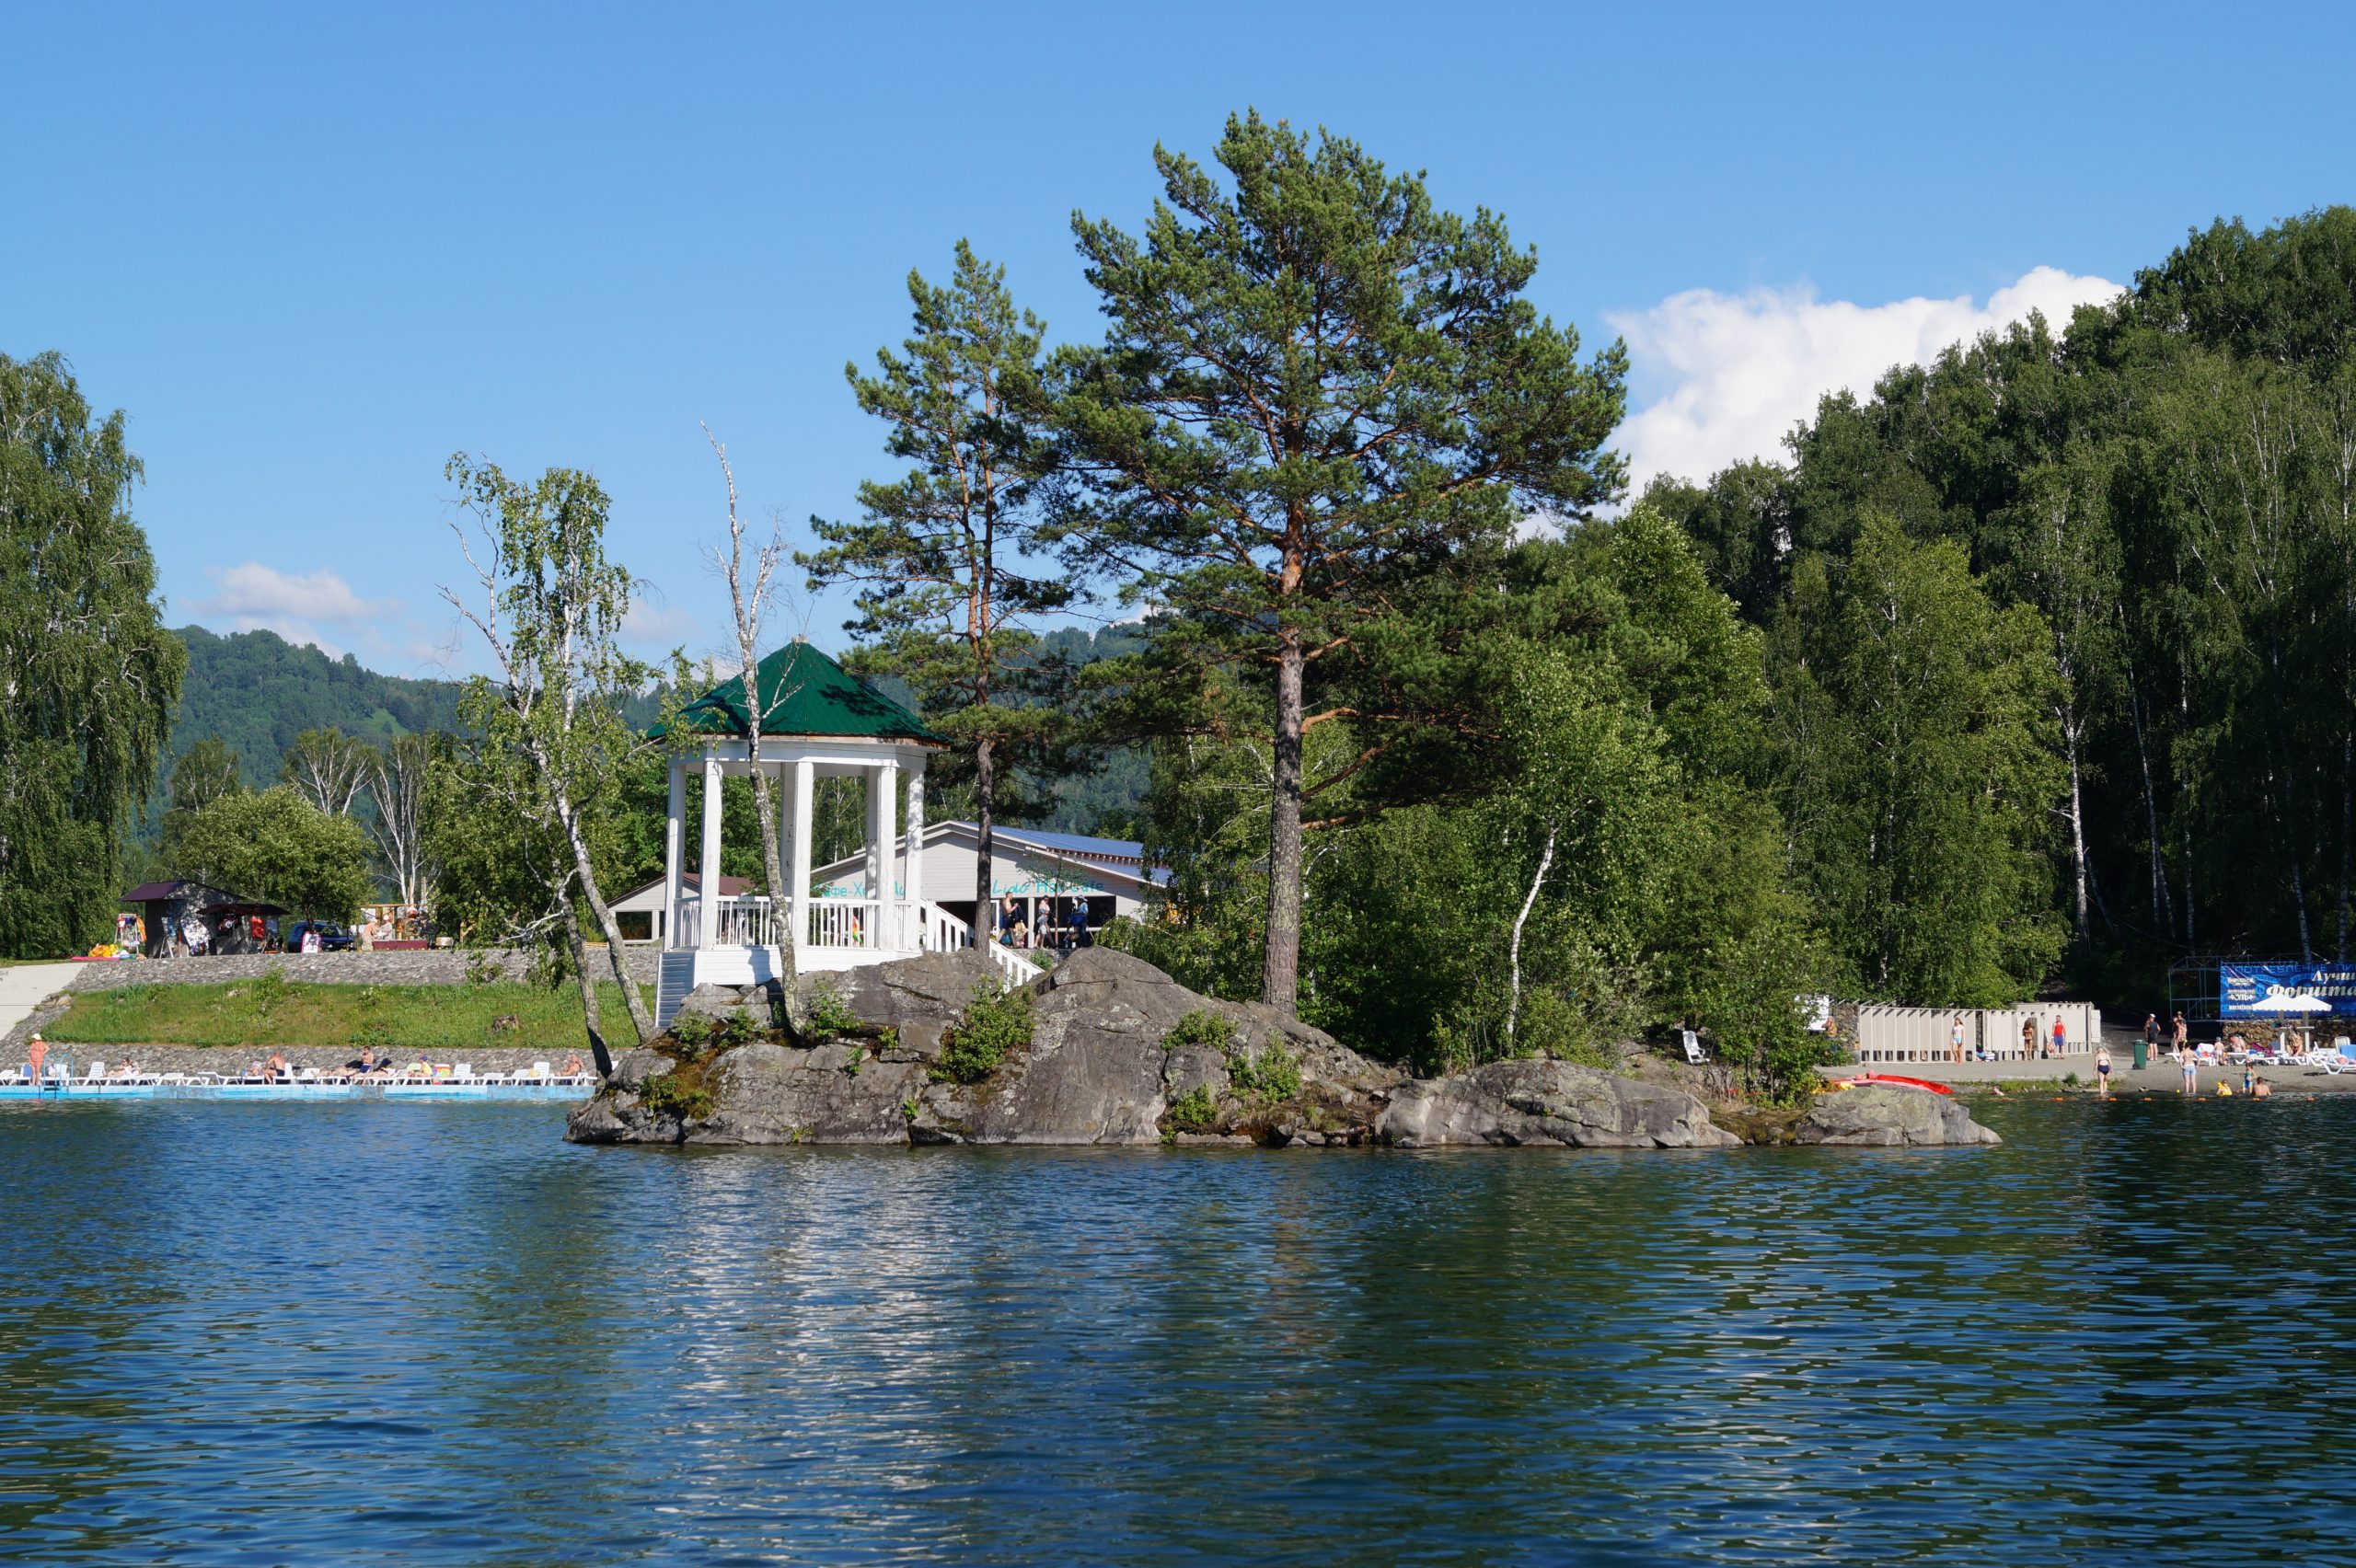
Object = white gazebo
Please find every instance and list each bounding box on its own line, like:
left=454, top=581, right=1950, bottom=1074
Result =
left=652, top=640, right=1028, bottom=1027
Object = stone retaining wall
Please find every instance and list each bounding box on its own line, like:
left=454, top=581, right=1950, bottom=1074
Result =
left=61, top=948, right=667, bottom=993
left=6, top=1044, right=595, bottom=1078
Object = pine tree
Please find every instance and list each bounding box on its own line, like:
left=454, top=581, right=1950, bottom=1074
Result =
left=804, top=241, right=1074, bottom=917
left=1053, top=113, right=1627, bottom=1014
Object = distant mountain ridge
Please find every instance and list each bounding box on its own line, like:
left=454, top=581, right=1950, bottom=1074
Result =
left=167, top=626, right=465, bottom=786
left=161, top=621, right=1152, bottom=833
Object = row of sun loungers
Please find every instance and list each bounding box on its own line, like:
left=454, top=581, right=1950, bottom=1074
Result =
left=6, top=1063, right=596, bottom=1095
left=2207, top=1040, right=2356, bottom=1073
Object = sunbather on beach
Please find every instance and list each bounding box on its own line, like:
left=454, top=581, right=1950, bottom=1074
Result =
left=561, top=1053, right=585, bottom=1078
left=264, top=1052, right=290, bottom=1082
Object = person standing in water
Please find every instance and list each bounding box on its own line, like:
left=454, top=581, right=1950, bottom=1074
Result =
left=2095, top=1043, right=2112, bottom=1098
left=2181, top=1048, right=2200, bottom=1097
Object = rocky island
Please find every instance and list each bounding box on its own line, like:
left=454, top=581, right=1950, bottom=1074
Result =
left=567, top=948, right=1997, bottom=1151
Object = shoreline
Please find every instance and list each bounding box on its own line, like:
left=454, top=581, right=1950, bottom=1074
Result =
left=1834, top=1058, right=2356, bottom=1096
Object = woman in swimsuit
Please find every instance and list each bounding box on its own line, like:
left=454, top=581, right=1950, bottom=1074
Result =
left=2094, top=1044, right=2111, bottom=1098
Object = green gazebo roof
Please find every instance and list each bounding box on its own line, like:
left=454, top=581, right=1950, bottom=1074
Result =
left=655, top=640, right=941, bottom=744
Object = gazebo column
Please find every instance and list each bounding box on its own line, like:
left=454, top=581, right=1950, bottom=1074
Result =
left=865, top=761, right=897, bottom=950
left=775, top=758, right=795, bottom=951
left=904, top=758, right=926, bottom=945
left=663, top=757, right=685, bottom=949
left=698, top=746, right=722, bottom=950
left=789, top=757, right=814, bottom=955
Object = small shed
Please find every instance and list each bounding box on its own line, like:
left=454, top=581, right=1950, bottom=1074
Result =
left=121, top=881, right=240, bottom=958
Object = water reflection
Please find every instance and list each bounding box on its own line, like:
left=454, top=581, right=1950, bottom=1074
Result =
left=5, top=1098, right=2356, bottom=1562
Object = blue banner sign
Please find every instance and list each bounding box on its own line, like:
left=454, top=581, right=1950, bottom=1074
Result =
left=2220, top=963, right=2356, bottom=1016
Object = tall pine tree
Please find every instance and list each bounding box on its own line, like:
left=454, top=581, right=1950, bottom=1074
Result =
left=1053, top=113, right=1627, bottom=1014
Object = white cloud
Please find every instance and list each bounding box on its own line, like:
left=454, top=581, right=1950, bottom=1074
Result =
left=192, top=562, right=400, bottom=658
left=1607, top=265, right=2123, bottom=490
left=620, top=600, right=702, bottom=648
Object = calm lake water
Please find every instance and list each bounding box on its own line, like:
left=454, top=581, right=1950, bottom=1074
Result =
left=2, top=1095, right=2351, bottom=1565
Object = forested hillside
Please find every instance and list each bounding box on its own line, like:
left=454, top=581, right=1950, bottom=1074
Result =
left=167, top=627, right=464, bottom=786
left=1647, top=205, right=2356, bottom=997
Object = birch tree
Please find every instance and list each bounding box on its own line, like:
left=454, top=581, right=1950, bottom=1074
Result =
left=280, top=726, right=375, bottom=817
left=442, top=455, right=656, bottom=1071
left=366, top=732, right=439, bottom=908
left=701, top=427, right=805, bottom=957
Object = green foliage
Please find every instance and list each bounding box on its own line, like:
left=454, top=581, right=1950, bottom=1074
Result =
left=0, top=352, right=185, bottom=957
left=1770, top=515, right=2066, bottom=1004
left=248, top=966, right=291, bottom=1017
left=714, top=1008, right=763, bottom=1047
left=1111, top=500, right=1837, bottom=1097
left=668, top=1013, right=714, bottom=1049
left=1161, top=1008, right=1235, bottom=1054
left=805, top=980, right=865, bottom=1038
left=1163, top=1084, right=1218, bottom=1133
left=639, top=1069, right=713, bottom=1122
left=164, top=785, right=374, bottom=921
left=931, top=979, right=1034, bottom=1083
left=1224, top=1041, right=1300, bottom=1104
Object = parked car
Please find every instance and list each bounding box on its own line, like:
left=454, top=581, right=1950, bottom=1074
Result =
left=285, top=921, right=356, bottom=952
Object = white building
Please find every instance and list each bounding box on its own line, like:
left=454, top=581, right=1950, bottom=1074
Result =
left=811, top=820, right=1167, bottom=947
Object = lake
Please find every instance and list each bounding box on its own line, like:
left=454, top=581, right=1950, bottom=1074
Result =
left=2, top=1095, right=2350, bottom=1564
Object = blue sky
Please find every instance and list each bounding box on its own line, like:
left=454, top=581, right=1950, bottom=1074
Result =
left=9, top=1, right=2353, bottom=675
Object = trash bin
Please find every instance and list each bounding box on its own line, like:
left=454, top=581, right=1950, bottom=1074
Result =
left=2132, top=1038, right=2147, bottom=1070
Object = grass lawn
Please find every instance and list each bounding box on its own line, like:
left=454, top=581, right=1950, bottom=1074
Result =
left=42, top=978, right=657, bottom=1052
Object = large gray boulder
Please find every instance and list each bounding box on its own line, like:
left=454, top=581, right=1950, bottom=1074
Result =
left=1376, top=1058, right=1739, bottom=1148
left=916, top=947, right=1403, bottom=1146
left=797, top=950, right=1006, bottom=1058
left=569, top=945, right=1405, bottom=1147
left=1793, top=1083, right=2001, bottom=1147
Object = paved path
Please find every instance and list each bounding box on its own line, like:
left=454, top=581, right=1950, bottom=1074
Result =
left=0, top=963, right=79, bottom=1043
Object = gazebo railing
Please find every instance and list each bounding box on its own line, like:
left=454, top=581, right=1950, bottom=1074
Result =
left=669, top=894, right=1030, bottom=982
left=806, top=898, right=881, bottom=949
left=672, top=895, right=778, bottom=949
